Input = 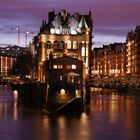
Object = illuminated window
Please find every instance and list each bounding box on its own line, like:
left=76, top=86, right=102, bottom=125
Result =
left=58, top=65, right=63, bottom=69
left=60, top=76, right=63, bottom=81
left=67, top=41, right=71, bottom=49
left=82, top=47, right=85, bottom=56
left=86, top=68, right=88, bottom=74
left=56, top=29, right=60, bottom=34
left=50, top=28, right=55, bottom=34
left=73, top=41, right=77, bottom=49
left=66, top=64, right=76, bottom=69
left=72, top=64, right=76, bottom=69
left=53, top=65, right=57, bottom=69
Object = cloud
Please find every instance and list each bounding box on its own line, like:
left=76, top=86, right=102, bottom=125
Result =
left=0, top=0, right=140, bottom=46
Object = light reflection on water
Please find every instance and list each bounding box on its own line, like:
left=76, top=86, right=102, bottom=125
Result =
left=0, top=87, right=140, bottom=140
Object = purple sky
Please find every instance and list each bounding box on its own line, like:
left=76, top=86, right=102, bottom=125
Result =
left=0, top=0, right=140, bottom=47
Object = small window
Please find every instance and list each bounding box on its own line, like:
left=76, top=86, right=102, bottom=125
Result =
left=58, top=65, right=63, bottom=69
left=72, top=64, right=76, bottom=69
left=81, top=47, right=85, bottom=56
left=73, top=41, right=77, bottom=49
left=53, top=65, right=57, bottom=69
left=67, top=41, right=71, bottom=49
left=66, top=65, right=71, bottom=69
left=60, top=41, right=65, bottom=49
left=54, top=41, right=59, bottom=49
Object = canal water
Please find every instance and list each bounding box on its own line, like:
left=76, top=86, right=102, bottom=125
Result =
left=0, top=86, right=140, bottom=140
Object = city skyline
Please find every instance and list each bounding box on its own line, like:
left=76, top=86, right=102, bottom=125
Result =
left=0, top=0, right=140, bottom=47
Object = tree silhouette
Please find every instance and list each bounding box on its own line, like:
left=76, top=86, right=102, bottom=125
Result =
left=9, top=53, right=33, bottom=78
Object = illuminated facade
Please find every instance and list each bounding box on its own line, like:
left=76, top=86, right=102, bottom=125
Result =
left=92, top=43, right=126, bottom=78
left=0, top=54, right=16, bottom=76
left=126, top=25, right=140, bottom=77
left=0, top=45, right=30, bottom=76
left=92, top=25, right=140, bottom=79
left=33, top=10, right=93, bottom=82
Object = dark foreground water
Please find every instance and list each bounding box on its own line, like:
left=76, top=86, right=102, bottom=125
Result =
left=0, top=87, right=140, bottom=140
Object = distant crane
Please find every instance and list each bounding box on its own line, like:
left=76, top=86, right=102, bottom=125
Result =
left=11, top=27, right=35, bottom=47
left=25, top=31, right=34, bottom=47
left=25, top=31, right=29, bottom=47
left=16, top=27, right=20, bottom=46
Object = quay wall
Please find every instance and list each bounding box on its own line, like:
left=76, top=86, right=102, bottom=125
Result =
left=11, top=83, right=47, bottom=108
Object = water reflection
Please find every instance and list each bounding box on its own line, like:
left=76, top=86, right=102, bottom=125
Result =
left=90, top=87, right=132, bottom=112
left=0, top=88, right=18, bottom=120
left=0, top=87, right=140, bottom=140
left=41, top=114, right=91, bottom=140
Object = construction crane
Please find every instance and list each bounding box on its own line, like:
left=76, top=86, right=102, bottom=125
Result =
left=16, top=27, right=20, bottom=46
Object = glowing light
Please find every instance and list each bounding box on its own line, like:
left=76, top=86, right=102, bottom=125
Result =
left=67, top=40, right=71, bottom=49
left=73, top=41, right=77, bottom=49
left=56, top=29, right=60, bottom=34
left=72, top=64, right=76, bottom=69
left=13, top=90, right=18, bottom=100
left=60, top=89, right=66, bottom=95
left=82, top=47, right=85, bottom=56
left=127, top=42, right=131, bottom=46
left=26, top=31, right=29, bottom=34
left=50, top=28, right=55, bottom=34
left=76, top=90, right=81, bottom=98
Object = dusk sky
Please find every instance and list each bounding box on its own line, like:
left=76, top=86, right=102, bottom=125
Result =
left=0, top=0, right=140, bottom=47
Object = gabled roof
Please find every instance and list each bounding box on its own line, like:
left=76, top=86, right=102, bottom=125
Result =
left=46, top=55, right=83, bottom=64
left=39, top=10, right=93, bottom=35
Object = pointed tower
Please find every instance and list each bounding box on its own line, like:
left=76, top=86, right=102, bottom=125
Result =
left=78, top=15, right=88, bottom=34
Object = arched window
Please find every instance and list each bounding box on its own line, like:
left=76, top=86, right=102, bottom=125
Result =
left=53, top=41, right=59, bottom=49
left=46, top=41, right=51, bottom=48
left=67, top=40, right=71, bottom=49
left=73, top=41, right=77, bottom=49
left=81, top=41, right=85, bottom=56
left=60, top=41, right=65, bottom=49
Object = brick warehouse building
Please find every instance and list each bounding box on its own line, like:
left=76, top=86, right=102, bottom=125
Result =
left=0, top=45, right=30, bottom=76
left=92, top=43, right=126, bottom=78
left=32, top=9, right=93, bottom=83
left=126, top=25, right=140, bottom=78
left=92, top=25, right=140, bottom=80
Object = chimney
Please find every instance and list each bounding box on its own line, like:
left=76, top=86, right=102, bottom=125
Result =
left=48, top=10, right=55, bottom=23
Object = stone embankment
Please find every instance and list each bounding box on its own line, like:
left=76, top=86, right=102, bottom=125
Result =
left=90, top=78, right=140, bottom=94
